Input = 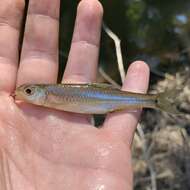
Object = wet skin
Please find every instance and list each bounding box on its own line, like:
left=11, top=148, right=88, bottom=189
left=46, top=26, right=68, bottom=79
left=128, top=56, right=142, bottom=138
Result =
left=0, top=0, right=149, bottom=189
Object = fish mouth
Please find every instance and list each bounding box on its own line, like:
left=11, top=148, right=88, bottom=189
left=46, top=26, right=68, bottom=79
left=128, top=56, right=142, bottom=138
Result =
left=10, top=88, right=19, bottom=99
left=11, top=92, right=16, bottom=99
left=11, top=88, right=24, bottom=101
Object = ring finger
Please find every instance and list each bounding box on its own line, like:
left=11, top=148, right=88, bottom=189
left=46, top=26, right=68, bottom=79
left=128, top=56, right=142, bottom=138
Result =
left=17, top=0, right=60, bottom=86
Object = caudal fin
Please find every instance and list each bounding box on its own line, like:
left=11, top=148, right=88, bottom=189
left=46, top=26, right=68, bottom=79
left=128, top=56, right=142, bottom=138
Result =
left=155, top=89, right=181, bottom=114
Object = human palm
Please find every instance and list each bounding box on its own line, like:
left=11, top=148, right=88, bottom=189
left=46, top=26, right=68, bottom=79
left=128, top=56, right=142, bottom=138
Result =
left=0, top=0, right=149, bottom=189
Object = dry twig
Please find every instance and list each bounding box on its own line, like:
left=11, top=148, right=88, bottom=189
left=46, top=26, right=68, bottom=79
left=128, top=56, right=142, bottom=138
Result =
left=102, top=22, right=126, bottom=83
left=98, top=67, right=121, bottom=88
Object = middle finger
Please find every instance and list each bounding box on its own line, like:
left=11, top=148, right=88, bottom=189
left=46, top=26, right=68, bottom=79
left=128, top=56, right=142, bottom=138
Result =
left=62, top=0, right=103, bottom=83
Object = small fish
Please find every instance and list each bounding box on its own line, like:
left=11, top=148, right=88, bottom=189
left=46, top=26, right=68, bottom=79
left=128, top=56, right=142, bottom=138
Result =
left=14, top=83, right=180, bottom=114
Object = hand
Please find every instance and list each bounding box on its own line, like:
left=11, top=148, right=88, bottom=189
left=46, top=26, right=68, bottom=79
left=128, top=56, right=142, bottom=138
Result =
left=0, top=0, right=149, bottom=189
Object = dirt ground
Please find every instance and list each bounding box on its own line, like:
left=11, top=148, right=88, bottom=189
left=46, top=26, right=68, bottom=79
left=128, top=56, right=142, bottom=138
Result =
left=132, top=67, right=190, bottom=190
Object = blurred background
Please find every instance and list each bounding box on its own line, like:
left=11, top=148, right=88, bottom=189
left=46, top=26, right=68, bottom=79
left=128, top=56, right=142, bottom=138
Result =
left=59, top=0, right=190, bottom=189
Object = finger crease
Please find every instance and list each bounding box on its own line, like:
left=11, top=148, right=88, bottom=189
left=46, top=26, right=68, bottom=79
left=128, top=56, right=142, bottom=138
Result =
left=72, top=40, right=99, bottom=49
left=28, top=12, right=59, bottom=23
left=0, top=55, right=17, bottom=66
left=63, top=73, right=92, bottom=83
left=21, top=50, right=57, bottom=63
left=0, top=20, right=20, bottom=32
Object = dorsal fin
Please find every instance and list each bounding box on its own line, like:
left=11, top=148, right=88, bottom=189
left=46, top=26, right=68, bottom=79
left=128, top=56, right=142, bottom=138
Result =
left=89, top=83, right=120, bottom=89
left=58, top=83, right=120, bottom=89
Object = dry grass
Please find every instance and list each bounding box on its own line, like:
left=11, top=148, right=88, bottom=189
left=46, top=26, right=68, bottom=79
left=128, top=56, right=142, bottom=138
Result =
left=133, top=69, right=190, bottom=190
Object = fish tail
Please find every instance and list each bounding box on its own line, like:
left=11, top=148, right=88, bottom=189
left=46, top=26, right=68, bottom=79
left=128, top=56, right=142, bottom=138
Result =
left=154, top=89, right=181, bottom=114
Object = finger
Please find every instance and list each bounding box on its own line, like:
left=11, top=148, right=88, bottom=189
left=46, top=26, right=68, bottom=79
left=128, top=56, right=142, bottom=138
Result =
left=103, top=61, right=150, bottom=146
left=0, top=0, right=25, bottom=92
left=62, top=0, right=103, bottom=83
left=17, top=0, right=60, bottom=86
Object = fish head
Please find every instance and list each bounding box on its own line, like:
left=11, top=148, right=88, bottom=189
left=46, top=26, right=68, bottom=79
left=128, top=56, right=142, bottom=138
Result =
left=15, top=84, right=47, bottom=105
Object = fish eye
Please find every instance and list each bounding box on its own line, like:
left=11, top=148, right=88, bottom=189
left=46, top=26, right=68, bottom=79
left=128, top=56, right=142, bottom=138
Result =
left=24, top=87, right=34, bottom=96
